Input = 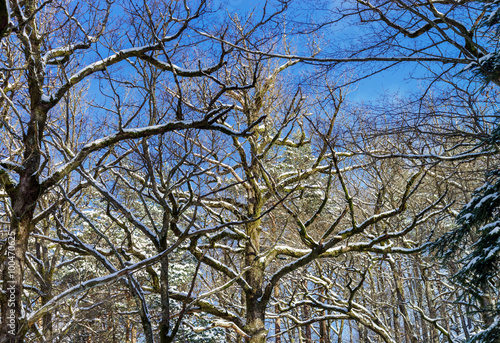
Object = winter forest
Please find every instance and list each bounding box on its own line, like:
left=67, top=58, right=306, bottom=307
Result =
left=1, top=0, right=500, bottom=342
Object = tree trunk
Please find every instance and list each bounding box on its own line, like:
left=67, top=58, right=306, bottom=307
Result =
left=2, top=139, right=45, bottom=342
left=2, top=191, right=37, bottom=343
left=302, top=305, right=312, bottom=343
left=244, top=219, right=267, bottom=343
left=319, top=316, right=330, bottom=343
left=388, top=258, right=418, bottom=343
left=1, top=11, right=48, bottom=338
left=275, top=286, right=282, bottom=343
left=337, top=320, right=344, bottom=343
left=393, top=307, right=401, bottom=343
left=159, top=255, right=170, bottom=343
left=36, top=225, right=57, bottom=341
left=420, top=265, right=438, bottom=343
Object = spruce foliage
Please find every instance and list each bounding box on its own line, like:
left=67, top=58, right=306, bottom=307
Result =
left=434, top=2, right=500, bottom=342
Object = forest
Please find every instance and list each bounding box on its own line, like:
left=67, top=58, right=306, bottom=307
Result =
left=0, top=0, right=499, bottom=342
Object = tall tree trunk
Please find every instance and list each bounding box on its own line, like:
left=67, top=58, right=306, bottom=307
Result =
left=388, top=258, right=418, bottom=343
left=36, top=219, right=59, bottom=340
left=1, top=1, right=48, bottom=337
left=302, top=305, right=312, bottom=343
left=159, top=255, right=170, bottom=343
left=419, top=264, right=438, bottom=343
left=319, top=304, right=330, bottom=343
left=337, top=320, right=344, bottom=343
left=2, top=186, right=38, bottom=343
left=275, top=286, right=282, bottom=343
left=393, top=307, right=401, bottom=343
left=2, top=116, right=47, bottom=341
left=244, top=219, right=267, bottom=343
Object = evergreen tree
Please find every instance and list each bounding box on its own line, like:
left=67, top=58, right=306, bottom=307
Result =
left=466, top=0, right=500, bottom=87
left=437, top=151, right=500, bottom=342
left=435, top=3, right=500, bottom=342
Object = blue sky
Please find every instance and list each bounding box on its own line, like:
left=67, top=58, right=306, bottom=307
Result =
left=213, top=0, right=435, bottom=103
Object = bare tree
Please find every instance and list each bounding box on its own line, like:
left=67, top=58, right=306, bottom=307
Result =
left=150, top=43, right=456, bottom=342
left=0, top=0, right=290, bottom=342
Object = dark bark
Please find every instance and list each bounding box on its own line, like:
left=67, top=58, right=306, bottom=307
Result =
left=302, top=305, right=312, bottom=343
left=3, top=179, right=39, bottom=343
left=0, top=0, right=9, bottom=38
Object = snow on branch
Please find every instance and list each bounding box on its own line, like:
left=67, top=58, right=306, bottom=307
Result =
left=40, top=113, right=265, bottom=192
left=26, top=231, right=189, bottom=327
